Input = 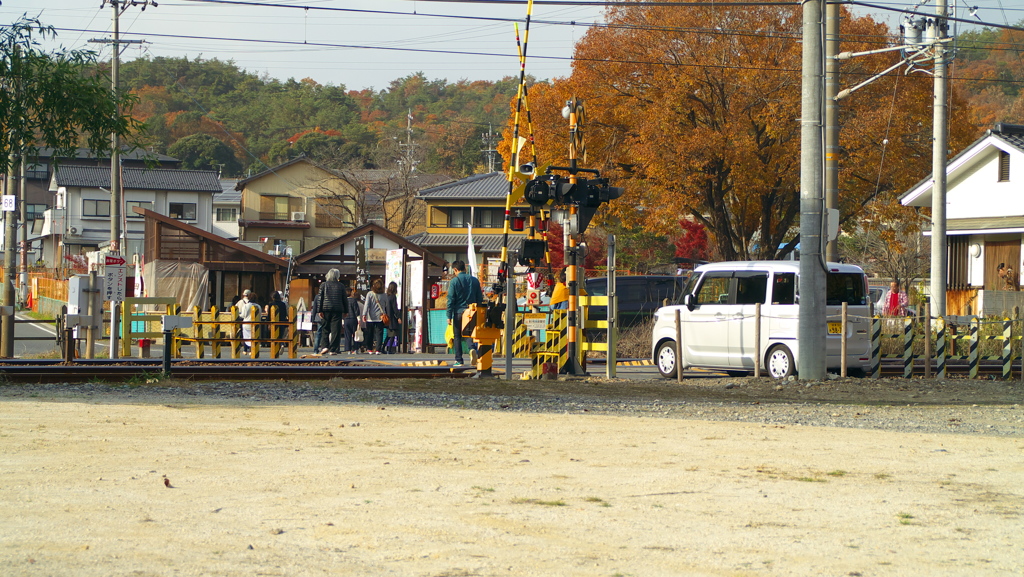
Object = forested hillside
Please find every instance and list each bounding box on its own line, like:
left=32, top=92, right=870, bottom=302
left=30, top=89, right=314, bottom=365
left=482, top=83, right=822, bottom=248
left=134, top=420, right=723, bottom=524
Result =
left=117, top=56, right=524, bottom=177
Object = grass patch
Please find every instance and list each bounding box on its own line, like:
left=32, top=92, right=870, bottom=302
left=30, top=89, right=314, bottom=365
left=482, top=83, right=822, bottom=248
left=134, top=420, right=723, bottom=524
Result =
left=584, top=496, right=611, bottom=507
left=897, top=512, right=915, bottom=525
left=874, top=473, right=892, bottom=480
left=827, top=470, right=848, bottom=477
left=511, top=498, right=567, bottom=507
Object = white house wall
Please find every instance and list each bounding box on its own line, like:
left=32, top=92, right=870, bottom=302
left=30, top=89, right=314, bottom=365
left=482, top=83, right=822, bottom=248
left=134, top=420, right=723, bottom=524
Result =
left=946, top=147, right=1024, bottom=219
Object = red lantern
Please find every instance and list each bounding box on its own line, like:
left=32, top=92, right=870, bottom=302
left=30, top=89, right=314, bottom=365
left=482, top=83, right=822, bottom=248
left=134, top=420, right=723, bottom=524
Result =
left=430, top=283, right=441, bottom=299
left=535, top=217, right=547, bottom=232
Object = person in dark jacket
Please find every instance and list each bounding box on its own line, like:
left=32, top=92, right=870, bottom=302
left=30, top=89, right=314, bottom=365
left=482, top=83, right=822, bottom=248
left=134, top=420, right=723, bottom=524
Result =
left=446, top=260, right=484, bottom=367
left=265, top=291, right=289, bottom=340
left=315, top=268, right=349, bottom=355
left=382, top=281, right=402, bottom=353
left=344, top=287, right=360, bottom=354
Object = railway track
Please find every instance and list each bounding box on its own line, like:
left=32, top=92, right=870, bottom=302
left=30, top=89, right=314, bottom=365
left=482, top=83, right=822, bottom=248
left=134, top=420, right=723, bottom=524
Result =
left=0, top=358, right=474, bottom=383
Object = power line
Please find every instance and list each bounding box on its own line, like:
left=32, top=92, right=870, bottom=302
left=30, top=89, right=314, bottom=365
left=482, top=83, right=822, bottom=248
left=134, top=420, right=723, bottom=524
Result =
left=53, top=26, right=1024, bottom=84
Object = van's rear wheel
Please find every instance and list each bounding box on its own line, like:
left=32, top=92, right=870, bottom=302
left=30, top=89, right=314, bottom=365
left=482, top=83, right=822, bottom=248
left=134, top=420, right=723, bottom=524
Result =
left=766, top=345, right=794, bottom=379
left=656, top=341, right=678, bottom=379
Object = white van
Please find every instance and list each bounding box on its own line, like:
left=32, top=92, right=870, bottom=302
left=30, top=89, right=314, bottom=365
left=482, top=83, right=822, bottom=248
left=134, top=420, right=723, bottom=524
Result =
left=651, top=261, right=872, bottom=379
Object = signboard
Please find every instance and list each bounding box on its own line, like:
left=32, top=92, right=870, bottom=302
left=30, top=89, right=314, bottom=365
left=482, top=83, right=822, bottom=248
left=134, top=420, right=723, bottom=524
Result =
left=296, top=310, right=313, bottom=332
left=524, top=313, right=547, bottom=331
left=1, top=195, right=14, bottom=212
left=386, top=249, right=405, bottom=310
left=407, top=260, right=423, bottom=308
left=525, top=289, right=541, bottom=305
left=104, top=255, right=127, bottom=304
left=355, top=236, right=368, bottom=292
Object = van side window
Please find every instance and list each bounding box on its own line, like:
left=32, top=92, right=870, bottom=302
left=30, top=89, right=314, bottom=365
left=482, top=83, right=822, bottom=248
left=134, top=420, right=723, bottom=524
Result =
left=695, top=272, right=732, bottom=305
left=735, top=272, right=768, bottom=304
left=773, top=273, right=796, bottom=305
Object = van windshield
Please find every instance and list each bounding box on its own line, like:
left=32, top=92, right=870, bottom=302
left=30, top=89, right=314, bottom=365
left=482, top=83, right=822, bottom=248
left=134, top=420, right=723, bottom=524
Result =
left=826, top=272, right=867, bottom=306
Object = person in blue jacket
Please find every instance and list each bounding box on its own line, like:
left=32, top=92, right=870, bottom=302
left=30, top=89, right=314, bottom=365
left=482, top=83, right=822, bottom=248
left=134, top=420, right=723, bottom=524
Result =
left=446, top=260, right=484, bottom=367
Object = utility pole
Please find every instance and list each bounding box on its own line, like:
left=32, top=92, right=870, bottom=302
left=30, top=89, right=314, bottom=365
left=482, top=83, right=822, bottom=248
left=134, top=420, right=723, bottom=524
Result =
left=93, top=0, right=153, bottom=359
left=481, top=124, right=499, bottom=173
left=798, top=0, right=826, bottom=380
left=824, top=1, right=840, bottom=262
left=930, top=0, right=949, bottom=317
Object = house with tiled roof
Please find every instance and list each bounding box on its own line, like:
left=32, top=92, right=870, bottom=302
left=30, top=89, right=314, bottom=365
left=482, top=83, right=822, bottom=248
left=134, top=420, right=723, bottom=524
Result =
left=41, top=164, right=221, bottom=269
left=213, top=179, right=241, bottom=240
left=901, top=122, right=1024, bottom=315
left=8, top=147, right=180, bottom=267
left=234, top=156, right=361, bottom=256
left=406, top=172, right=528, bottom=275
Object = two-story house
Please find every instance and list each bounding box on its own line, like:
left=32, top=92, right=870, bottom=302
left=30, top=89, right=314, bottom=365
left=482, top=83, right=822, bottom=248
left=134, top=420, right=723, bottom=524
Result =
left=234, top=156, right=361, bottom=256
left=406, top=172, right=530, bottom=278
left=901, top=122, right=1024, bottom=315
left=43, top=164, right=221, bottom=269
left=12, top=147, right=179, bottom=266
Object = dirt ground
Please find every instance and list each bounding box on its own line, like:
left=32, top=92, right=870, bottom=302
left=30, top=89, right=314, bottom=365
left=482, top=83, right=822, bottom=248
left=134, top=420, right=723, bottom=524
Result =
left=2, top=376, right=1023, bottom=576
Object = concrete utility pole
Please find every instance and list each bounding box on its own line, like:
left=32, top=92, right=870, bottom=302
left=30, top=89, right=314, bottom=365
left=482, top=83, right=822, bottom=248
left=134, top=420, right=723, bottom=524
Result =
left=3, top=154, right=18, bottom=358
left=798, top=0, right=826, bottom=380
left=930, top=0, right=949, bottom=317
left=94, top=1, right=152, bottom=359
left=824, top=1, right=840, bottom=262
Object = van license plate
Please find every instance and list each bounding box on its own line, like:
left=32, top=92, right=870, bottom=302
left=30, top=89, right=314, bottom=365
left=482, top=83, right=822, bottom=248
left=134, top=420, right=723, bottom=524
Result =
left=827, top=322, right=842, bottom=334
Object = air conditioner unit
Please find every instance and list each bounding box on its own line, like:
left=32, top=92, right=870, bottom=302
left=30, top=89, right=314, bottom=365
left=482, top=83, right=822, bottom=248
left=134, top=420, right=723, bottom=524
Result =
left=68, top=226, right=78, bottom=235
left=291, top=211, right=306, bottom=222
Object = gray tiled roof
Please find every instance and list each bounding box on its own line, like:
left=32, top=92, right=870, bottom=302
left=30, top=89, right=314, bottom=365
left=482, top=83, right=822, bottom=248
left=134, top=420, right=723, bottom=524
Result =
left=406, top=232, right=524, bottom=253
left=54, top=165, right=222, bottom=192
left=416, top=172, right=509, bottom=200
left=215, top=179, right=241, bottom=204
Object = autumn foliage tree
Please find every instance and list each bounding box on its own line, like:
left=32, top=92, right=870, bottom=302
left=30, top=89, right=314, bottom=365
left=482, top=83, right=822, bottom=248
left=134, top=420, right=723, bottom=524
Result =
left=507, top=2, right=975, bottom=262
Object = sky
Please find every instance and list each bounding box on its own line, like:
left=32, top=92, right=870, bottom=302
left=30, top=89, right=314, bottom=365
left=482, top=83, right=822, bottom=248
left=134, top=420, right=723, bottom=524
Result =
left=1, top=1, right=1020, bottom=92
left=1, top=0, right=606, bottom=91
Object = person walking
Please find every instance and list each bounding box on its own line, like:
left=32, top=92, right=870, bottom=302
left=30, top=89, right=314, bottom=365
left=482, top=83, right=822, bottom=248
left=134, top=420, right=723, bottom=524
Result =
left=381, top=281, right=402, bottom=353
left=343, top=287, right=361, bottom=354
left=361, top=279, right=387, bottom=354
left=238, top=291, right=260, bottom=353
left=315, top=268, right=349, bottom=355
left=446, top=260, right=484, bottom=367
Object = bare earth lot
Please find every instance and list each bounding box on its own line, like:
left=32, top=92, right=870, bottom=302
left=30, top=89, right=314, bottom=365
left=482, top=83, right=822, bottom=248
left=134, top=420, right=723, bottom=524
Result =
left=2, top=376, right=1023, bottom=576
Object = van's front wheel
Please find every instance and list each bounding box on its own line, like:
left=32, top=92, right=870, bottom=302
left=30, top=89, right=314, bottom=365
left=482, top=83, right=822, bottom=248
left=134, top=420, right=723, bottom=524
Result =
left=656, top=341, right=678, bottom=379
left=766, top=345, right=794, bottom=379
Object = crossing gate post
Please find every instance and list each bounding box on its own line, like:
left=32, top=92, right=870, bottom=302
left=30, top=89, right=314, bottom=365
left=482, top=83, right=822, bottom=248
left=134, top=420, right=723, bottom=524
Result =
left=1003, top=317, right=1012, bottom=380
left=903, top=317, right=913, bottom=378
left=923, top=302, right=931, bottom=378
left=969, top=317, right=979, bottom=379
left=871, top=314, right=881, bottom=379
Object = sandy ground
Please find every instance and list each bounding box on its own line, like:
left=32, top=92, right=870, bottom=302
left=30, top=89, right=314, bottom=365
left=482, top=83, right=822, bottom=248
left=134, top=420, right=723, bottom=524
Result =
left=2, top=384, right=1023, bottom=577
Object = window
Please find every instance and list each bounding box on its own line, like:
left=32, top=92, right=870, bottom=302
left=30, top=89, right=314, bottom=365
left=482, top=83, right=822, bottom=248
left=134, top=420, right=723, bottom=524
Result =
left=216, top=207, right=238, bottom=222
left=83, top=199, right=110, bottom=217
left=477, top=208, right=503, bottom=228
left=695, top=272, right=732, bottom=305
left=125, top=200, right=152, bottom=218
left=825, top=273, right=868, bottom=306
left=25, top=204, right=47, bottom=221
left=169, top=202, right=197, bottom=220
left=449, top=208, right=470, bottom=228
left=999, top=151, right=1010, bottom=182
left=772, top=273, right=796, bottom=305
left=735, top=272, right=768, bottom=305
